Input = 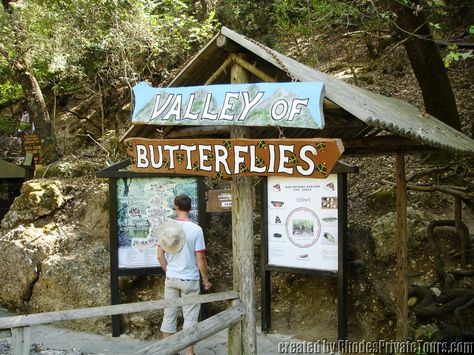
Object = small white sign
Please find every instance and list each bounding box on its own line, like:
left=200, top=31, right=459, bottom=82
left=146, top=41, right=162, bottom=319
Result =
left=267, top=175, right=338, bottom=271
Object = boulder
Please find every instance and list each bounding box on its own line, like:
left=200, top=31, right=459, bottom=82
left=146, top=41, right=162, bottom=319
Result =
left=28, top=241, right=110, bottom=333
left=0, top=224, right=64, bottom=309
left=1, top=180, right=66, bottom=229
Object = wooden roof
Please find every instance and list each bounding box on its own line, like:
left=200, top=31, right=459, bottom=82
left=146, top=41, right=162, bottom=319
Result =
left=122, top=27, right=474, bottom=155
left=0, top=159, right=28, bottom=179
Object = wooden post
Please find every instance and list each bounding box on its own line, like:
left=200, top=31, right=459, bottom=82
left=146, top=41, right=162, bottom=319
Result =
left=337, top=173, right=348, bottom=341
left=228, top=62, right=257, bottom=355
left=109, top=178, right=121, bottom=337
left=12, top=326, right=30, bottom=355
left=395, top=153, right=408, bottom=345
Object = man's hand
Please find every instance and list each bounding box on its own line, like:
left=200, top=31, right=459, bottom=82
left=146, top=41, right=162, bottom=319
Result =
left=202, top=279, right=212, bottom=291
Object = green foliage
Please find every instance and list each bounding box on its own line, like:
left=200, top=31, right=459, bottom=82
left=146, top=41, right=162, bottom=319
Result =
left=0, top=80, right=23, bottom=107
left=215, top=0, right=275, bottom=44
left=0, top=116, right=20, bottom=135
left=1, top=0, right=219, bottom=97
left=444, top=45, right=473, bottom=67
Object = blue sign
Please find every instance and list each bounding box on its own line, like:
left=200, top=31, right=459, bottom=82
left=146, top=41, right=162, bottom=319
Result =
left=132, top=81, right=325, bottom=129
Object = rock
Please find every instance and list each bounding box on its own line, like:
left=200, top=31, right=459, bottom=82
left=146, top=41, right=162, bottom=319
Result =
left=372, top=207, right=428, bottom=262
left=28, top=241, right=110, bottom=333
left=76, top=183, right=109, bottom=241
left=0, top=237, right=38, bottom=309
left=0, top=224, right=65, bottom=309
left=368, top=186, right=396, bottom=207
left=1, top=179, right=66, bottom=229
left=408, top=297, right=418, bottom=307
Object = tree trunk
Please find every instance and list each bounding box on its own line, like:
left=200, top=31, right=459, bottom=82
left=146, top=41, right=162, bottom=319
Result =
left=4, top=0, right=54, bottom=146
left=14, top=61, right=52, bottom=142
left=391, top=0, right=461, bottom=130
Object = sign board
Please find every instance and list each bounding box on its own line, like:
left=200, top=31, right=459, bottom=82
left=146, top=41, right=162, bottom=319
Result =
left=125, top=138, right=344, bottom=179
left=206, top=190, right=232, bottom=212
left=116, top=176, right=198, bottom=269
left=22, top=133, right=41, bottom=164
left=267, top=175, right=339, bottom=271
left=206, top=189, right=256, bottom=212
left=131, top=81, right=325, bottom=129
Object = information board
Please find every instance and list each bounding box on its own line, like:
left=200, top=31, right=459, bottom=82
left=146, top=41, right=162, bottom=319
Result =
left=116, top=176, right=198, bottom=268
left=267, top=175, right=338, bottom=271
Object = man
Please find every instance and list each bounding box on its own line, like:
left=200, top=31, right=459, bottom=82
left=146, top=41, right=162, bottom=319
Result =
left=157, top=194, right=212, bottom=355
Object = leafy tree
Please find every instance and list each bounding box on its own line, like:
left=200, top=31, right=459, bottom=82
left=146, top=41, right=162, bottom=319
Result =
left=269, top=0, right=468, bottom=131
left=1, top=0, right=53, bottom=144
left=1, top=0, right=218, bottom=154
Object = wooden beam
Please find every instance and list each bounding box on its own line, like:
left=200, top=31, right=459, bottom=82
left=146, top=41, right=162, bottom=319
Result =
left=230, top=54, right=277, bottom=83
left=395, top=153, right=408, bottom=346
left=342, top=136, right=436, bottom=155
left=0, top=292, right=239, bottom=329
left=12, top=326, right=30, bottom=355
left=135, top=304, right=244, bottom=355
left=204, top=55, right=233, bottom=85
left=228, top=63, right=257, bottom=355
left=216, top=34, right=244, bottom=53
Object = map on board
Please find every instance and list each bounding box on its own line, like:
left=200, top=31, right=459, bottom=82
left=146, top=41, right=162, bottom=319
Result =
left=116, top=177, right=198, bottom=268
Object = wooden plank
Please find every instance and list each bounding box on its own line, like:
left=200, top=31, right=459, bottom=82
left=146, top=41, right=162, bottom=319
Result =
left=0, top=291, right=239, bottom=330
left=395, top=153, right=408, bottom=346
left=135, top=304, right=244, bottom=355
left=229, top=63, right=256, bottom=355
left=125, top=137, right=344, bottom=179
left=12, top=326, right=30, bottom=355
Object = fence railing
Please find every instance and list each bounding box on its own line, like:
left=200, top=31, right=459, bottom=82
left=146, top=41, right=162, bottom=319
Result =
left=0, top=291, right=240, bottom=355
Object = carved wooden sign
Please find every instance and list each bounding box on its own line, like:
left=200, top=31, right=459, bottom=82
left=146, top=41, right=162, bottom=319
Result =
left=125, top=138, right=344, bottom=179
left=131, top=81, right=325, bottom=129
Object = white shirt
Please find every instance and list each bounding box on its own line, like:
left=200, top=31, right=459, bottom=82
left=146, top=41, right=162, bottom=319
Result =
left=165, top=220, right=206, bottom=280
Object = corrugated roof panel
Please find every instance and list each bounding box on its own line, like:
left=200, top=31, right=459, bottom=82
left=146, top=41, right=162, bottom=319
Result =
left=221, top=27, right=474, bottom=154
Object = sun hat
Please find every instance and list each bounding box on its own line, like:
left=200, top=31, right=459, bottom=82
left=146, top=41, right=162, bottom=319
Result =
left=157, top=220, right=186, bottom=254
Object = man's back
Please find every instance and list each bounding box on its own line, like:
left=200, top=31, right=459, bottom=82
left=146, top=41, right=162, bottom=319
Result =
left=165, top=220, right=205, bottom=280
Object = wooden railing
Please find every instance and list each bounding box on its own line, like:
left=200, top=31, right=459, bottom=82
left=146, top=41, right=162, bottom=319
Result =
left=0, top=291, right=240, bottom=355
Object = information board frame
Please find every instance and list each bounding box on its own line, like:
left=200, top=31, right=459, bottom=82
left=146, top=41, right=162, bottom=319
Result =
left=260, top=171, right=349, bottom=340
left=98, top=160, right=206, bottom=336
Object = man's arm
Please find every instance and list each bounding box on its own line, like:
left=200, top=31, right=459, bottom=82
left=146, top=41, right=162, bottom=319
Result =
left=196, top=252, right=212, bottom=291
left=157, top=245, right=167, bottom=273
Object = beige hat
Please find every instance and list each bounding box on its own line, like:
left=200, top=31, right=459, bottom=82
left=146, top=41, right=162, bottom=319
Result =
left=157, top=220, right=186, bottom=254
